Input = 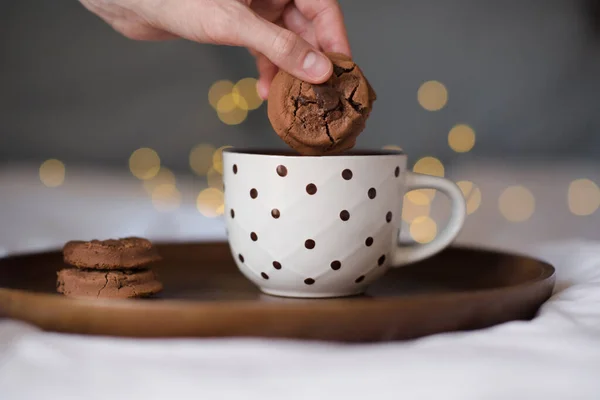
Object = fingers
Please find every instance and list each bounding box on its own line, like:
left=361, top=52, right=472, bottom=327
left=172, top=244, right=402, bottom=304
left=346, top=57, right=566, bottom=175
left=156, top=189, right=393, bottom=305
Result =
left=254, top=53, right=278, bottom=99
left=238, top=10, right=332, bottom=84
left=295, top=0, right=351, bottom=56
left=282, top=4, right=318, bottom=48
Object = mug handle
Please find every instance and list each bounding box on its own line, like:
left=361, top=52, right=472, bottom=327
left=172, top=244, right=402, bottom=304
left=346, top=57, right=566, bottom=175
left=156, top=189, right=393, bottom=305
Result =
left=391, top=172, right=466, bottom=267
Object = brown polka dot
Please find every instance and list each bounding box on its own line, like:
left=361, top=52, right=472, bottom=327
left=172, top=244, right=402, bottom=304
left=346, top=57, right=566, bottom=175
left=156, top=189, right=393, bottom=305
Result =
left=365, top=237, right=374, bottom=247
left=250, top=188, right=258, bottom=199
left=238, top=254, right=244, bottom=263
left=271, top=209, right=280, bottom=219
left=378, top=255, right=386, bottom=266
left=340, top=210, right=350, bottom=221
left=355, top=275, right=365, bottom=283
left=306, top=183, right=317, bottom=195
left=342, top=169, right=353, bottom=180
left=368, top=188, right=377, bottom=199
left=261, top=272, right=269, bottom=280
left=230, top=209, right=235, bottom=218
left=386, top=211, right=393, bottom=223
left=304, top=278, right=315, bottom=285
left=233, top=164, right=238, bottom=174
left=250, top=232, right=258, bottom=241
left=305, top=239, right=315, bottom=249
left=276, top=165, right=287, bottom=177
left=273, top=261, right=282, bottom=270
left=394, top=166, right=400, bottom=177
left=330, top=260, right=341, bottom=270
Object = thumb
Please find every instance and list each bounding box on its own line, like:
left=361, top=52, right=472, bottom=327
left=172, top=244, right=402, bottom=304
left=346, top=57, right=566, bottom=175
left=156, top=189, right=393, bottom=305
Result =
left=239, top=13, right=333, bottom=84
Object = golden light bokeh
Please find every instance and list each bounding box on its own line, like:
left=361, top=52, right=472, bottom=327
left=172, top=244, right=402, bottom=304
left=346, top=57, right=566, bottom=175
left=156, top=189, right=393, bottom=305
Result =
left=409, top=216, right=438, bottom=244
left=189, top=144, right=216, bottom=176
left=402, top=192, right=431, bottom=222
left=151, top=184, right=181, bottom=212
left=212, top=145, right=233, bottom=174
left=143, top=167, right=176, bottom=194
left=233, top=78, right=263, bottom=110
left=39, top=159, right=65, bottom=187
left=456, top=180, right=482, bottom=215
left=408, top=156, right=445, bottom=204
left=568, top=178, right=600, bottom=216
left=382, top=145, right=403, bottom=152
left=498, top=185, right=535, bottom=222
left=417, top=80, right=448, bottom=111
left=129, top=148, right=160, bottom=180
left=448, top=124, right=476, bottom=153
left=207, top=167, right=224, bottom=191
left=208, top=80, right=234, bottom=110
left=217, top=93, right=248, bottom=125
left=196, top=188, right=225, bottom=218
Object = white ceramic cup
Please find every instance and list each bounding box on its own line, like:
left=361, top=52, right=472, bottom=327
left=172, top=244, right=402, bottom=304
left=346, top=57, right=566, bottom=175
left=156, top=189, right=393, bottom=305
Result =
left=222, top=149, right=466, bottom=298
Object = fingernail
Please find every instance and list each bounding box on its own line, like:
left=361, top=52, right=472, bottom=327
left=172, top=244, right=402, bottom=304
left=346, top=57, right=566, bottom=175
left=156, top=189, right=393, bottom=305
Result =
left=257, top=80, right=269, bottom=100
left=303, top=52, right=331, bottom=80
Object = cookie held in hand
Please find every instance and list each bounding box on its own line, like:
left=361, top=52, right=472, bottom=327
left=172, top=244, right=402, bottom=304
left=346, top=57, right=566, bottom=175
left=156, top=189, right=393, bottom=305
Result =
left=267, top=53, right=376, bottom=156
left=63, top=237, right=161, bottom=269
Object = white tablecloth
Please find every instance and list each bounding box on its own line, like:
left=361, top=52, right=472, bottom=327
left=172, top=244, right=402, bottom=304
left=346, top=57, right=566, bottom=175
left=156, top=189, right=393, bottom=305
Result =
left=1, top=163, right=599, bottom=399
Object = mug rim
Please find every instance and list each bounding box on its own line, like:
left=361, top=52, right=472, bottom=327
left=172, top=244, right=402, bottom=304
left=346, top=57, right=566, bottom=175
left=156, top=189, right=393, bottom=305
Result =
left=222, top=148, right=405, bottom=158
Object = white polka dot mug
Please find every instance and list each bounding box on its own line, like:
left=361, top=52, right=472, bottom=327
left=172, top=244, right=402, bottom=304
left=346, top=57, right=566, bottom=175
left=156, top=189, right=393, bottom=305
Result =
left=223, top=149, right=466, bottom=298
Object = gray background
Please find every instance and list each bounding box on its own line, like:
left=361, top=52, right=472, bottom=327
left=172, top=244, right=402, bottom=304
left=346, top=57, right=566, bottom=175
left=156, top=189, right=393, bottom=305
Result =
left=1, top=0, right=600, bottom=172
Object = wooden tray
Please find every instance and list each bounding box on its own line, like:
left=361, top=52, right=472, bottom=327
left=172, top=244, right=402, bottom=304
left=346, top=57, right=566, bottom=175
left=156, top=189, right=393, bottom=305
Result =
left=0, top=242, right=555, bottom=342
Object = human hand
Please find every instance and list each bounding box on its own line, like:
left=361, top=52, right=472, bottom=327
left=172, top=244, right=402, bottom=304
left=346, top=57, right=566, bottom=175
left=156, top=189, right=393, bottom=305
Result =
left=80, top=0, right=351, bottom=98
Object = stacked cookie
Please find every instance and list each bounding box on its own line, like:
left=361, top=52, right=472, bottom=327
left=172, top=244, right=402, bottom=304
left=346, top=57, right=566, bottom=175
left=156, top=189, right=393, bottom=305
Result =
left=57, top=237, right=163, bottom=299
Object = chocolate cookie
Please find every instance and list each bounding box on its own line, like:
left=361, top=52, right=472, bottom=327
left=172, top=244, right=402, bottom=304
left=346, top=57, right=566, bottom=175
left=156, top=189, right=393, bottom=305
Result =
left=63, top=237, right=161, bottom=269
left=268, top=52, right=376, bottom=155
left=56, top=268, right=163, bottom=298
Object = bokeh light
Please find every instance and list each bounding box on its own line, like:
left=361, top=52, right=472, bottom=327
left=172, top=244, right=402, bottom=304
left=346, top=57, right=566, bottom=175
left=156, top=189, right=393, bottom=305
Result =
left=129, top=148, right=160, bottom=180
left=143, top=167, right=176, bottom=194
left=568, top=178, right=600, bottom=216
left=189, top=144, right=216, bottom=176
left=456, top=180, right=482, bottom=215
left=197, top=188, right=225, bottom=218
left=217, top=94, right=248, bottom=125
left=207, top=167, right=224, bottom=191
left=212, top=145, right=233, bottom=174
left=417, top=80, right=448, bottom=111
left=498, top=185, right=535, bottom=222
left=409, top=216, right=438, bottom=244
left=208, top=80, right=234, bottom=110
left=233, top=78, right=263, bottom=110
left=39, top=159, right=65, bottom=187
left=151, top=184, right=181, bottom=212
left=382, top=145, right=403, bottom=152
left=408, top=156, right=445, bottom=204
left=402, top=192, right=431, bottom=222
left=448, top=124, right=476, bottom=153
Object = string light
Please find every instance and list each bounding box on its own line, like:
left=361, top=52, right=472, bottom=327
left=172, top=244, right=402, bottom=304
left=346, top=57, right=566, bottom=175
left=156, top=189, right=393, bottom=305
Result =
left=129, top=148, right=160, bottom=180
left=456, top=180, right=482, bottom=215
left=208, top=80, right=234, bottom=110
left=448, top=124, right=476, bottom=153
left=568, top=179, right=600, bottom=216
left=197, top=188, right=225, bottom=218
left=499, top=185, right=535, bottom=222
left=151, top=184, right=181, bottom=212
left=212, top=145, right=233, bottom=174
left=207, top=167, right=224, bottom=191
left=402, top=192, right=431, bottom=222
left=39, top=159, right=65, bottom=187
left=233, top=78, right=263, bottom=110
left=409, top=216, right=438, bottom=244
left=189, top=144, right=216, bottom=176
left=417, top=80, right=448, bottom=111
left=217, top=94, right=248, bottom=125
left=143, top=167, right=176, bottom=194
left=408, top=156, right=445, bottom=204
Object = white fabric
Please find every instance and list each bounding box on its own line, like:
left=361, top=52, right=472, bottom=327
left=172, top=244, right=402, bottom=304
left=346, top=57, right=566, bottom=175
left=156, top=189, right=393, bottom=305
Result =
left=1, top=164, right=600, bottom=399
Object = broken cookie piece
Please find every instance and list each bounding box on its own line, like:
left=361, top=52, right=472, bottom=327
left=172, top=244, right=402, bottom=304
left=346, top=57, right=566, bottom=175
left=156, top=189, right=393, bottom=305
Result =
left=267, top=52, right=377, bottom=156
